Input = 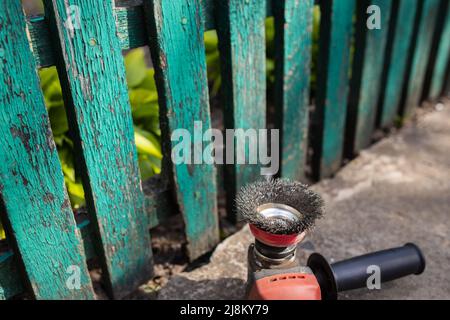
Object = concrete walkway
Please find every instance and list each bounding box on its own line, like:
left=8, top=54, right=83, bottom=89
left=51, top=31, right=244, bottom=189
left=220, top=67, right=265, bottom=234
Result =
left=159, top=101, right=450, bottom=300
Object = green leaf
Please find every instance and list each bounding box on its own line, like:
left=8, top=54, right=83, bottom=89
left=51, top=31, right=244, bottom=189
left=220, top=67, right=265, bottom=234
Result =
left=48, top=105, right=69, bottom=136
left=58, top=147, right=76, bottom=182
left=204, top=30, right=218, bottom=53
left=129, top=88, right=159, bottom=119
left=125, top=48, right=148, bottom=88
left=65, top=178, right=85, bottom=209
left=0, top=223, right=5, bottom=240
left=134, top=126, right=163, bottom=159
left=138, top=155, right=155, bottom=180
left=39, top=66, right=59, bottom=91
left=140, top=69, right=158, bottom=92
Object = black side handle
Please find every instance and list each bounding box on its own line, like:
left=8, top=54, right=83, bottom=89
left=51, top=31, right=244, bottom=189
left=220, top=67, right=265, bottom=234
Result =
left=307, top=243, right=426, bottom=300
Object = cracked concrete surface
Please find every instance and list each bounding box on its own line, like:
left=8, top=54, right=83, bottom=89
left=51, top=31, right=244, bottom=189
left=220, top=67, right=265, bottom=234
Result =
left=159, top=101, right=450, bottom=300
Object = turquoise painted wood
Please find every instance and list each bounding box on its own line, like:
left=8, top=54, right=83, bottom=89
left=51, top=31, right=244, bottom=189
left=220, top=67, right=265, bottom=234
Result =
left=0, top=1, right=94, bottom=299
left=429, top=3, right=450, bottom=101
left=273, top=0, right=314, bottom=181
left=311, top=0, right=356, bottom=180
left=346, top=0, right=393, bottom=155
left=43, top=0, right=153, bottom=298
left=25, top=1, right=266, bottom=69
left=215, top=0, right=267, bottom=221
left=144, top=0, right=220, bottom=260
left=0, top=178, right=173, bottom=300
left=403, top=0, right=441, bottom=117
left=378, top=0, right=419, bottom=129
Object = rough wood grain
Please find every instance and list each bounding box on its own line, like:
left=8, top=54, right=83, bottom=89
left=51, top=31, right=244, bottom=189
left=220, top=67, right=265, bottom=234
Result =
left=0, top=1, right=94, bottom=299
left=346, top=0, right=393, bottom=156
left=26, top=1, right=268, bottom=68
left=0, top=180, right=173, bottom=300
left=215, top=0, right=267, bottom=221
left=403, top=0, right=441, bottom=117
left=378, top=0, right=419, bottom=129
left=428, top=2, right=450, bottom=101
left=311, top=0, right=356, bottom=180
left=144, top=0, right=219, bottom=260
left=43, top=0, right=153, bottom=298
left=273, top=0, right=313, bottom=181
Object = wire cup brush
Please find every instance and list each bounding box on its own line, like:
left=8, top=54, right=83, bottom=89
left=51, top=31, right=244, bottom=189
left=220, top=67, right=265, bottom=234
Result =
left=237, top=178, right=323, bottom=264
left=238, top=178, right=426, bottom=300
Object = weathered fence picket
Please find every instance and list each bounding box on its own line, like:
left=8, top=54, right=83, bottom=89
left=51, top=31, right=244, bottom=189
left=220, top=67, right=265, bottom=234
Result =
left=428, top=1, right=450, bottom=101
left=346, top=0, right=393, bottom=155
left=0, top=0, right=448, bottom=300
left=403, top=0, right=441, bottom=117
left=43, top=0, right=153, bottom=298
left=215, top=0, right=267, bottom=221
left=273, top=0, right=313, bottom=182
left=378, top=0, right=419, bottom=129
left=144, top=0, right=220, bottom=259
left=0, top=1, right=94, bottom=299
left=311, top=0, right=356, bottom=179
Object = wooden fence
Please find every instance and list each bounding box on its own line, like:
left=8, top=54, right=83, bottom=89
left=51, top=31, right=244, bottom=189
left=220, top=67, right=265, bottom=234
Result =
left=0, top=0, right=449, bottom=299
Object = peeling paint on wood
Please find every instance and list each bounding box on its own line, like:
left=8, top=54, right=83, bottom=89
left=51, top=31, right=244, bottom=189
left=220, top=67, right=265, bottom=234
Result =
left=273, top=0, right=313, bottom=181
left=429, top=2, right=450, bottom=101
left=144, top=0, right=219, bottom=260
left=346, top=0, right=393, bottom=155
left=0, top=1, right=94, bottom=299
left=215, top=0, right=267, bottom=221
left=43, top=0, right=153, bottom=298
left=403, top=0, right=441, bottom=117
left=311, top=0, right=355, bottom=180
left=378, top=0, right=419, bottom=129
left=0, top=179, right=173, bottom=300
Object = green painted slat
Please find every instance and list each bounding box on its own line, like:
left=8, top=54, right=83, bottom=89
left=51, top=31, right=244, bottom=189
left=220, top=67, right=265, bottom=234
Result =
left=311, top=0, right=355, bottom=180
left=346, top=0, right=393, bottom=156
left=43, top=0, right=153, bottom=298
left=144, top=0, right=219, bottom=260
left=403, top=0, right=441, bottom=117
left=26, top=1, right=271, bottom=69
left=273, top=0, right=314, bottom=181
left=378, top=0, right=419, bottom=129
left=0, top=1, right=94, bottom=299
left=429, top=2, right=450, bottom=101
left=0, top=181, right=173, bottom=300
left=215, top=0, right=267, bottom=221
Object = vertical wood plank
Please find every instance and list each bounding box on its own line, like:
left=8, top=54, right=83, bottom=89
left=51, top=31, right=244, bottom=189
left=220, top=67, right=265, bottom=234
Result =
left=0, top=1, right=93, bottom=299
left=44, top=0, right=153, bottom=298
left=429, top=2, right=450, bottom=101
left=215, top=0, right=267, bottom=221
left=403, top=0, right=441, bottom=117
left=144, top=0, right=219, bottom=260
left=311, top=0, right=355, bottom=180
left=378, top=0, right=419, bottom=129
left=346, top=0, right=393, bottom=156
left=273, top=0, right=314, bottom=181
left=345, top=0, right=392, bottom=158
